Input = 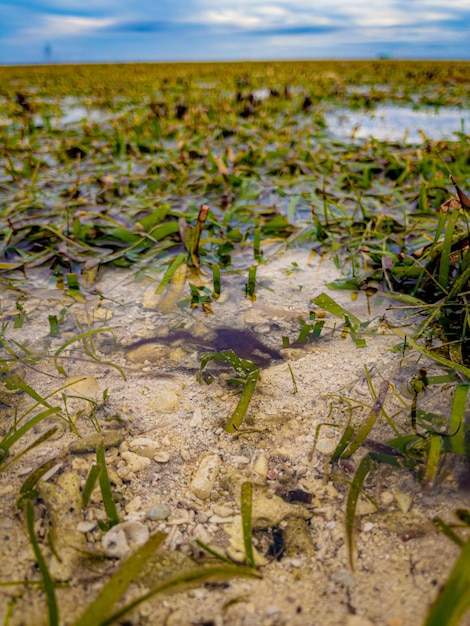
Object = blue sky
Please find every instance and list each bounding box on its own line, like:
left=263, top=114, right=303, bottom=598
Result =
left=1, top=0, right=469, bottom=64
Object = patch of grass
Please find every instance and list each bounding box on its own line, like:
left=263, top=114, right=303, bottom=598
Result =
left=331, top=374, right=470, bottom=570
left=425, top=509, right=470, bottom=626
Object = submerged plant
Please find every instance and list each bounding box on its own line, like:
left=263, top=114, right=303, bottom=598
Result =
left=424, top=508, right=470, bottom=626
left=330, top=371, right=469, bottom=569
left=199, top=349, right=261, bottom=433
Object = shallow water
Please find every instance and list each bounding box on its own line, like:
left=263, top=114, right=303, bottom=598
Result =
left=60, top=105, right=108, bottom=125
left=325, top=105, right=469, bottom=143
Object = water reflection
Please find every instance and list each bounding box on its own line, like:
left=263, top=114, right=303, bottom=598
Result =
left=325, top=105, right=469, bottom=143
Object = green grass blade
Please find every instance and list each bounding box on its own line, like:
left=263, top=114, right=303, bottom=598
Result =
left=6, top=427, right=59, bottom=474
left=17, top=454, right=62, bottom=506
left=189, top=204, right=210, bottom=267
left=0, top=407, right=61, bottom=466
left=199, top=350, right=260, bottom=432
left=456, top=509, right=470, bottom=527
left=48, top=315, right=60, bottom=337
left=449, top=384, right=470, bottom=455
left=241, top=482, right=255, bottom=568
left=343, top=315, right=367, bottom=348
left=391, top=327, right=470, bottom=379
left=343, top=381, right=389, bottom=458
left=82, top=463, right=101, bottom=506
left=422, top=434, right=442, bottom=491
left=200, top=349, right=258, bottom=376
left=96, top=442, right=119, bottom=527
left=194, top=540, right=234, bottom=564
left=433, top=517, right=465, bottom=548
left=25, top=500, right=59, bottom=626
left=225, top=367, right=260, bottom=433
left=412, top=211, right=447, bottom=297
left=330, top=425, right=355, bottom=462
left=253, top=225, right=262, bottom=261
left=73, top=532, right=167, bottom=626
left=101, top=565, right=261, bottom=626
left=446, top=262, right=470, bottom=302
left=312, top=293, right=361, bottom=328
left=345, top=453, right=374, bottom=569
left=155, top=253, right=187, bottom=295
left=424, top=536, right=470, bottom=626
left=246, top=265, right=257, bottom=300
left=4, top=374, right=56, bottom=409
left=54, top=328, right=114, bottom=358
left=368, top=450, right=416, bottom=470
left=211, top=263, right=221, bottom=298
left=438, top=210, right=459, bottom=290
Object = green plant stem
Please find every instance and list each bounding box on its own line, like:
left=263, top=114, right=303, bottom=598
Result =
left=225, top=368, right=260, bottom=433
left=25, top=500, right=59, bottom=626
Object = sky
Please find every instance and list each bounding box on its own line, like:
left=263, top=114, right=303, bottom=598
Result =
left=1, top=0, right=469, bottom=65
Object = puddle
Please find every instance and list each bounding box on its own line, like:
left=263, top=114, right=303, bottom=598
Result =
left=252, top=88, right=272, bottom=101
left=60, top=105, right=109, bottom=125
left=325, top=105, right=469, bottom=143
left=0, top=246, right=385, bottom=377
left=29, top=102, right=116, bottom=128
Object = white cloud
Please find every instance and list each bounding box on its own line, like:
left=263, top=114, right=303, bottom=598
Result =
left=199, top=2, right=336, bottom=30
left=421, top=0, right=469, bottom=7
left=25, top=15, right=119, bottom=39
left=204, top=10, right=263, bottom=28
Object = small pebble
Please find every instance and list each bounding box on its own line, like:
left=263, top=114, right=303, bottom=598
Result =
left=180, top=449, right=191, bottom=461
left=129, top=438, right=158, bottom=458
left=167, top=509, right=191, bottom=525
left=212, top=504, right=234, bottom=518
left=252, top=453, right=268, bottom=481
left=189, top=454, right=221, bottom=500
left=189, top=408, right=203, bottom=427
left=381, top=491, right=394, bottom=505
left=192, top=523, right=211, bottom=544
left=314, top=437, right=337, bottom=455
left=116, top=466, right=133, bottom=479
left=154, top=451, right=171, bottom=463
left=231, top=455, right=250, bottom=465
left=147, top=504, right=171, bottom=521
left=121, top=451, right=151, bottom=473
left=76, top=521, right=97, bottom=533
left=148, top=386, right=180, bottom=413
left=208, top=515, right=234, bottom=524
left=126, top=495, right=142, bottom=513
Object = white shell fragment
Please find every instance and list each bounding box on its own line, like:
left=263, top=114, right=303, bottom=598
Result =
left=395, top=491, right=413, bottom=513
left=189, top=453, right=221, bottom=500
left=102, top=521, right=150, bottom=559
